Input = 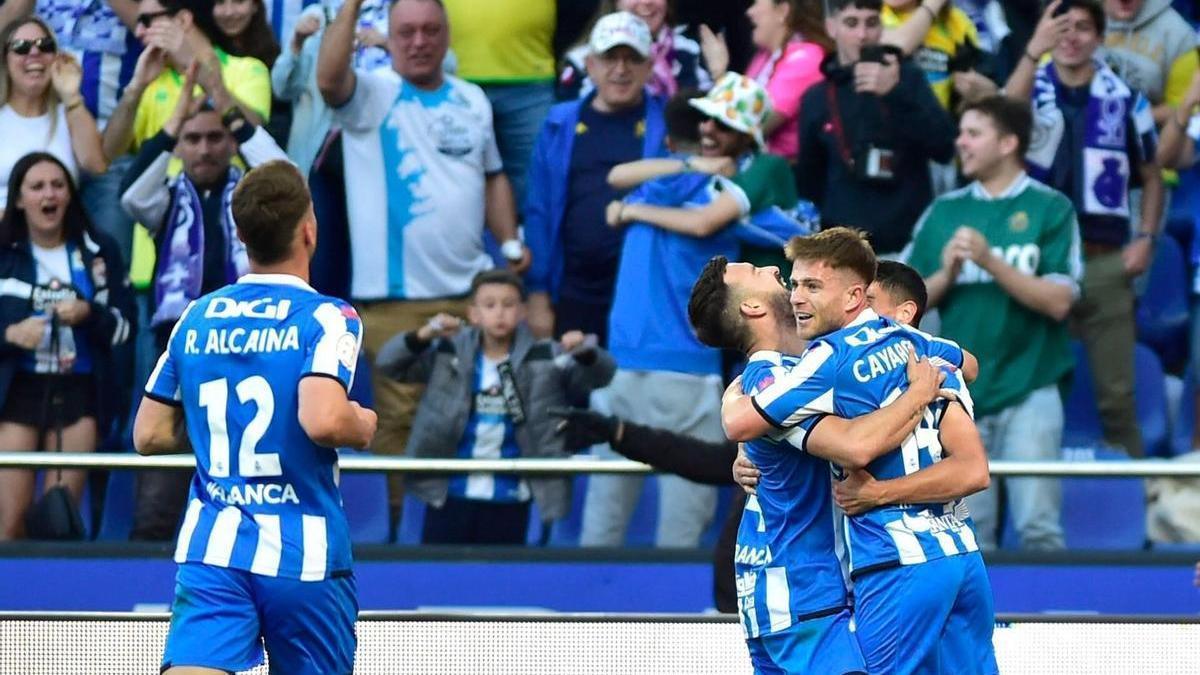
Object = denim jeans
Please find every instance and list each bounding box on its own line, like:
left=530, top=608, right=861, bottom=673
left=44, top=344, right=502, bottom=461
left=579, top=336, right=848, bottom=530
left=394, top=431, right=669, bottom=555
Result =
left=80, top=155, right=136, bottom=265
left=965, top=384, right=1065, bottom=550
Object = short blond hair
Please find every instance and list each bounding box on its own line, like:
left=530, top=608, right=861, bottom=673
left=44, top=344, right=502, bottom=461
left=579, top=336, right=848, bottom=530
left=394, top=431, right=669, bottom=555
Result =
left=784, top=227, right=877, bottom=285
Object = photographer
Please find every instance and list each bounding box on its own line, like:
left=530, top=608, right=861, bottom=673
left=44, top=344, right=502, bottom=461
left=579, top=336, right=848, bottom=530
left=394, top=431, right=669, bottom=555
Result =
left=795, top=0, right=956, bottom=255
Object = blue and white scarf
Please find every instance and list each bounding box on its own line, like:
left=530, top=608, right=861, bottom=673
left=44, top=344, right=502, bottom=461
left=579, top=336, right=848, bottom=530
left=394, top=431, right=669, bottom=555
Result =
left=1027, top=58, right=1154, bottom=219
left=152, top=169, right=247, bottom=327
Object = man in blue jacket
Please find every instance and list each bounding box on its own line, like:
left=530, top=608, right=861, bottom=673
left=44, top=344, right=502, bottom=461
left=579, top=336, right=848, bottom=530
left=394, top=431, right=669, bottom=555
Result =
left=523, top=11, right=668, bottom=344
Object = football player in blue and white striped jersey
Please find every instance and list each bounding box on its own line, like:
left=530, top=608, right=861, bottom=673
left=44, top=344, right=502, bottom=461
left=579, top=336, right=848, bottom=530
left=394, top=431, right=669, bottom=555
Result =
left=720, top=229, right=997, bottom=675
left=134, top=161, right=376, bottom=675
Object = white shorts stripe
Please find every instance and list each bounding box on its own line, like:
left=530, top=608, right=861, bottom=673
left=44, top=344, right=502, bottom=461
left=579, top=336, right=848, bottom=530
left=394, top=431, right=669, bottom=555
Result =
left=174, top=499, right=203, bottom=563
left=250, top=514, right=283, bottom=577
left=885, top=519, right=928, bottom=565
left=933, top=531, right=960, bottom=557
left=765, top=566, right=792, bottom=634
left=958, top=524, right=979, bottom=553
left=202, top=507, right=242, bottom=567
left=300, top=514, right=328, bottom=581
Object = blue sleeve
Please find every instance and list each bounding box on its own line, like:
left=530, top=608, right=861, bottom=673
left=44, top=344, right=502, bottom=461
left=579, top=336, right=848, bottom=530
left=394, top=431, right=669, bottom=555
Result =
left=144, top=301, right=198, bottom=405
left=923, top=335, right=965, bottom=370
left=301, top=301, right=363, bottom=391
left=732, top=202, right=816, bottom=249
left=523, top=121, right=556, bottom=293
left=750, top=341, right=839, bottom=429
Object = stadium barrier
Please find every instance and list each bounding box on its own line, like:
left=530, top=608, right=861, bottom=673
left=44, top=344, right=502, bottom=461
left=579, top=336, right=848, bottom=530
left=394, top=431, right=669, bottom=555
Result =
left=1, top=611, right=1197, bottom=674
left=1, top=452, right=1199, bottom=477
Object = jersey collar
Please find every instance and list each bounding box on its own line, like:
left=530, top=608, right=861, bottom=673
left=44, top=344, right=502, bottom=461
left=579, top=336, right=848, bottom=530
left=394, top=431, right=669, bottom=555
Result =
left=747, top=350, right=785, bottom=364
left=237, top=273, right=316, bottom=293
left=969, top=171, right=1030, bottom=201
left=845, top=307, right=880, bottom=328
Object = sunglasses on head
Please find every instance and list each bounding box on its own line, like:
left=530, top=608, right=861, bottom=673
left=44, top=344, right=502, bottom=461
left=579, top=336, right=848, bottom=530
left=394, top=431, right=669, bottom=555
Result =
left=7, top=37, right=56, bottom=56
left=136, top=9, right=178, bottom=28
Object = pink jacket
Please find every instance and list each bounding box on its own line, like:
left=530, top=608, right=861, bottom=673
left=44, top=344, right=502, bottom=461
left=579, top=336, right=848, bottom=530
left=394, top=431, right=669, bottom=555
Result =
left=747, top=37, right=826, bottom=161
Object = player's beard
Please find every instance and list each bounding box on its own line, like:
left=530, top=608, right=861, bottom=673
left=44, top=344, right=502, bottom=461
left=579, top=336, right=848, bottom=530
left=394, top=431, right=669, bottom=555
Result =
left=769, top=289, right=794, bottom=333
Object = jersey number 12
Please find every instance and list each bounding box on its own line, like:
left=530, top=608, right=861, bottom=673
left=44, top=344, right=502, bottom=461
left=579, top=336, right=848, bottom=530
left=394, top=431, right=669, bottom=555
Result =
left=198, top=376, right=282, bottom=478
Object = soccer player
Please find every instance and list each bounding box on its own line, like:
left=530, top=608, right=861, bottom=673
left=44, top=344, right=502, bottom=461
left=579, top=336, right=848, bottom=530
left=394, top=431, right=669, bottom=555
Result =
left=133, top=161, right=378, bottom=675
left=720, top=229, right=997, bottom=674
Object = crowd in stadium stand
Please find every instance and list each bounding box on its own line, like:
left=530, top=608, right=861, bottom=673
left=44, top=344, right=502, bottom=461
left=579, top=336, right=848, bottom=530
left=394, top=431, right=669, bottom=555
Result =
left=0, top=0, right=1197, bottom=553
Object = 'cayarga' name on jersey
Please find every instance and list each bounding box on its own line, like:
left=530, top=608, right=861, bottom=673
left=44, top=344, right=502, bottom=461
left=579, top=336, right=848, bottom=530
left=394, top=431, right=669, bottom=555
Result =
left=852, top=339, right=914, bottom=383
left=206, top=480, right=300, bottom=505
left=184, top=326, right=301, bottom=355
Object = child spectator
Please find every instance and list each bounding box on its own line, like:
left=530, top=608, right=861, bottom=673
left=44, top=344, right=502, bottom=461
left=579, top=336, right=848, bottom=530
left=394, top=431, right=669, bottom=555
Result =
left=376, top=270, right=616, bottom=545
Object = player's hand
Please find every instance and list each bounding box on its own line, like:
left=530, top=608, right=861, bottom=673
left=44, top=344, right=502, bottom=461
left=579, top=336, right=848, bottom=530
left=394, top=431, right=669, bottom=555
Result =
left=733, top=445, right=760, bottom=495
left=606, top=200, right=629, bottom=227
left=940, top=236, right=965, bottom=281
left=833, top=469, right=883, bottom=515
left=5, top=315, right=46, bottom=350
left=548, top=406, right=621, bottom=448
left=905, top=348, right=946, bottom=405
left=350, top=402, right=377, bottom=449
left=416, top=313, right=462, bottom=341
left=54, top=299, right=91, bottom=326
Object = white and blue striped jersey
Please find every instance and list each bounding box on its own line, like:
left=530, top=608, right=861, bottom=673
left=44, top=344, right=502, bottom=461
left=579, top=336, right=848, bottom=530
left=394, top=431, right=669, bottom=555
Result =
left=736, top=351, right=847, bottom=640
left=145, top=274, right=362, bottom=581
left=448, top=353, right=530, bottom=503
left=751, top=309, right=980, bottom=577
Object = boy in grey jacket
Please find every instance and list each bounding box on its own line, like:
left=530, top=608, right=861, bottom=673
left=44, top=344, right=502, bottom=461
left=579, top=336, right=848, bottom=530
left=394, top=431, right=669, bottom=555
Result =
left=376, top=270, right=615, bottom=545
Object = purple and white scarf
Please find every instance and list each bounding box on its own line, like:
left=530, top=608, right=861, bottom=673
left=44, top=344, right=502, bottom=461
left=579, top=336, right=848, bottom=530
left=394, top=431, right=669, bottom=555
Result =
left=151, top=169, right=247, bottom=327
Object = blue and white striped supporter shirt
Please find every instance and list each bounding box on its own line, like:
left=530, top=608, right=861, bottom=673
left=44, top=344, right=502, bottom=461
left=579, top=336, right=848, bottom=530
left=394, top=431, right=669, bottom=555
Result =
left=447, top=353, right=530, bottom=503
left=751, top=309, right=980, bottom=577
left=145, top=274, right=362, bottom=581
left=38, top=0, right=141, bottom=125
left=736, top=351, right=847, bottom=640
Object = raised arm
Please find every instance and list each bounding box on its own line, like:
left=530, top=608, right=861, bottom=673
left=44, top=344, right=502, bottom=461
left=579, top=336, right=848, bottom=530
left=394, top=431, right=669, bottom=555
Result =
left=881, top=0, right=946, bottom=55
left=52, top=55, right=107, bottom=174
left=833, top=402, right=989, bottom=514
left=610, top=191, right=743, bottom=238
left=606, top=156, right=733, bottom=190
left=317, top=0, right=363, bottom=107
left=1004, top=1, right=1067, bottom=101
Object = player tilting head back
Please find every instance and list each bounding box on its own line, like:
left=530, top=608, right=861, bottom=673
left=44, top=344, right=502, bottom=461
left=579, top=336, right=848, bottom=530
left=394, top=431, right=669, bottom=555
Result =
left=717, top=227, right=997, bottom=674
left=134, top=160, right=377, bottom=675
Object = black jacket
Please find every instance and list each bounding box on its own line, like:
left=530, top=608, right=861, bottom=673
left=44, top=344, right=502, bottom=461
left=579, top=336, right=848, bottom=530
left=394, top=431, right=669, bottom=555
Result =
left=796, top=55, right=957, bottom=254
left=0, top=229, right=136, bottom=431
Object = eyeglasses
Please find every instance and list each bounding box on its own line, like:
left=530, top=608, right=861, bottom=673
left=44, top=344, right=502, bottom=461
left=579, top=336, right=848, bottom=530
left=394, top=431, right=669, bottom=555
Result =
left=7, top=37, right=56, bottom=56
left=136, top=9, right=178, bottom=28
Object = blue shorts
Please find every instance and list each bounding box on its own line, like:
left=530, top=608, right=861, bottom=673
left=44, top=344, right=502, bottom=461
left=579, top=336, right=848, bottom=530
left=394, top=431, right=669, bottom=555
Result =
left=162, top=563, right=357, bottom=674
left=853, top=553, right=998, bottom=675
left=746, top=609, right=866, bottom=675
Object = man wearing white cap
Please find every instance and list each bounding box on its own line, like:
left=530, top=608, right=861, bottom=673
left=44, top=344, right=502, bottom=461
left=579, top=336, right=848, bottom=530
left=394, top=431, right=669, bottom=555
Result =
left=524, top=11, right=668, bottom=347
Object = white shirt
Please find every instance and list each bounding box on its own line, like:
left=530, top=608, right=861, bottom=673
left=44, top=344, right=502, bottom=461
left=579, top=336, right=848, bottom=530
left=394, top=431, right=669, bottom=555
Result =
left=334, top=71, right=502, bottom=300
left=0, top=104, right=78, bottom=209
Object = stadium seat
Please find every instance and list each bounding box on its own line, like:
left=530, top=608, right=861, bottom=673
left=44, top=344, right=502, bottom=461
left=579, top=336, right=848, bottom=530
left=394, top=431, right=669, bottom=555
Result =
left=338, top=457, right=390, bottom=544
left=546, top=473, right=588, bottom=547
left=1060, top=447, right=1146, bottom=550
left=1170, top=369, right=1196, bottom=457
left=1062, top=341, right=1104, bottom=448
left=395, top=495, right=426, bottom=545
left=96, top=470, right=136, bottom=541
left=1134, top=344, right=1170, bottom=458
left=1136, top=234, right=1190, bottom=371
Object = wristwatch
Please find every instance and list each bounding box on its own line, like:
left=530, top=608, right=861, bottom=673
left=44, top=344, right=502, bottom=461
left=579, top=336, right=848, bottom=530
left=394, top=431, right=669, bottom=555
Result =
left=221, top=106, right=247, bottom=133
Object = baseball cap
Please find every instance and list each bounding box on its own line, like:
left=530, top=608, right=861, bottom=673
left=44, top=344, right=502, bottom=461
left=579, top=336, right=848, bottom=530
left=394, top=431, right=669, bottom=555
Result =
left=589, top=11, right=652, bottom=58
left=689, top=73, right=773, bottom=148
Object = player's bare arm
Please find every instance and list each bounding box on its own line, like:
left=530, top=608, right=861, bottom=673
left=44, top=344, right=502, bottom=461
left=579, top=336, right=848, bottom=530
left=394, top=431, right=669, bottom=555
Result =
left=133, top=397, right=183, bottom=456
left=833, top=402, right=990, bottom=515
left=297, top=377, right=377, bottom=449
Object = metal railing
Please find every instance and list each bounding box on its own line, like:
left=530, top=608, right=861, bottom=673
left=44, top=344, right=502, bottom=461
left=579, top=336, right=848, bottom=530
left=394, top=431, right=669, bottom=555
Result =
left=0, top=452, right=1197, bottom=477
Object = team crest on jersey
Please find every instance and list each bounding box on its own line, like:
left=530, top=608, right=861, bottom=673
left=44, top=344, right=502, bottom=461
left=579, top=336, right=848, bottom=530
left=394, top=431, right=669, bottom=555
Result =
left=336, top=333, right=357, bottom=369
left=1008, top=211, right=1029, bottom=232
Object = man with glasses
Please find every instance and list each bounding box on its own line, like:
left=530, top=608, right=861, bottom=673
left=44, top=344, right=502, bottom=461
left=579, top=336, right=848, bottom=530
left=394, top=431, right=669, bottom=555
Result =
left=794, top=0, right=957, bottom=256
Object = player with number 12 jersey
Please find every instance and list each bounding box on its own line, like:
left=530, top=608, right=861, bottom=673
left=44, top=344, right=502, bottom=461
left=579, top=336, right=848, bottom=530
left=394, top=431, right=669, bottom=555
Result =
left=135, top=162, right=376, bottom=675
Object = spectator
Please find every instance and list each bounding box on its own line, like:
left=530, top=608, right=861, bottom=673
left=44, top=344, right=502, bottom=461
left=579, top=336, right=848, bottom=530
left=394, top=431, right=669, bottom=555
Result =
left=585, top=81, right=809, bottom=548
left=794, top=0, right=956, bottom=255
left=102, top=0, right=272, bottom=163
left=317, top=0, right=530, bottom=526
left=559, top=1, right=713, bottom=104
left=26, top=0, right=144, bottom=263
left=444, top=0, right=557, bottom=205
left=0, top=152, right=134, bottom=540
left=1103, top=0, right=1198, bottom=125
left=722, top=0, right=829, bottom=163
left=881, top=0, right=993, bottom=110
left=904, top=95, right=1082, bottom=550
left=0, top=17, right=107, bottom=216
left=376, top=270, right=615, bottom=545
left=1006, top=0, right=1161, bottom=457
left=258, top=0, right=319, bottom=45
left=525, top=11, right=667, bottom=341
left=210, top=0, right=288, bottom=144
left=118, top=67, right=287, bottom=540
